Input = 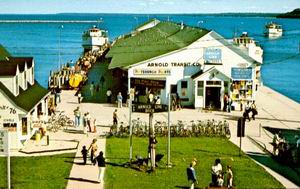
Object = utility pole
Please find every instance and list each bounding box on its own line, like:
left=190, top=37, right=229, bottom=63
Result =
left=167, top=92, right=171, bottom=167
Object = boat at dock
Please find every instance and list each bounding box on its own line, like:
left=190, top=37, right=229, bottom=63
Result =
left=82, top=25, right=109, bottom=53
left=264, top=22, right=283, bottom=38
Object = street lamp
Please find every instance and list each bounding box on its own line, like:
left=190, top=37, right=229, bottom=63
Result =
left=134, top=16, right=138, bottom=28
left=58, top=25, right=64, bottom=70
left=98, top=17, right=103, bottom=28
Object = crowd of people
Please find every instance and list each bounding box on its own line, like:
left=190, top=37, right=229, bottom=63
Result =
left=73, top=106, right=96, bottom=133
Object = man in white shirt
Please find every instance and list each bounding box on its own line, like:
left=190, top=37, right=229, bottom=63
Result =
left=106, top=88, right=112, bottom=103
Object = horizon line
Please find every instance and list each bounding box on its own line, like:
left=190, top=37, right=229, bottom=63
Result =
left=0, top=12, right=283, bottom=15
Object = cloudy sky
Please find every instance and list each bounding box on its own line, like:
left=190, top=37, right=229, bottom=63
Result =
left=0, top=0, right=299, bottom=14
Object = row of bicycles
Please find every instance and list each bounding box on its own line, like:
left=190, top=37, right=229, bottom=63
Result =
left=108, top=118, right=231, bottom=138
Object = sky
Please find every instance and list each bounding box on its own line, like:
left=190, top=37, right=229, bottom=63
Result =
left=0, top=0, right=299, bottom=14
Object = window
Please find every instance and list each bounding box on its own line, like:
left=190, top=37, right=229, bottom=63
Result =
left=197, top=81, right=204, bottom=96
left=24, top=72, right=27, bottom=89
left=181, top=81, right=188, bottom=96
left=32, top=68, right=34, bottom=84
left=206, top=81, right=221, bottom=86
left=15, top=77, right=19, bottom=95
left=171, top=85, right=177, bottom=94
left=22, top=117, right=28, bottom=135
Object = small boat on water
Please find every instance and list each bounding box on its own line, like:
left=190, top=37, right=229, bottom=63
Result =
left=264, top=22, right=283, bottom=38
left=82, top=25, right=109, bottom=52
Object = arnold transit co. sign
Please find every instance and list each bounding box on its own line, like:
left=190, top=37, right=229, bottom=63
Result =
left=132, top=104, right=168, bottom=113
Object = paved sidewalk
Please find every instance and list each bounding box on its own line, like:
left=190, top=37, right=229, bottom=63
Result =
left=66, top=134, right=106, bottom=189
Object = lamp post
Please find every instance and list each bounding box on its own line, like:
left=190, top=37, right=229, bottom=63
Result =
left=58, top=25, right=64, bottom=70
left=134, top=16, right=138, bottom=28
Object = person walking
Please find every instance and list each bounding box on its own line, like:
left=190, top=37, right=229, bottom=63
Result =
left=90, top=81, right=95, bottom=97
left=243, top=101, right=251, bottom=122
left=81, top=145, right=88, bottom=165
left=227, top=165, right=233, bottom=188
left=94, top=151, right=106, bottom=183
left=117, top=92, right=123, bottom=108
left=85, top=112, right=92, bottom=132
left=77, top=91, right=82, bottom=104
left=106, top=88, right=112, bottom=103
left=227, top=96, right=232, bottom=113
left=251, top=101, right=258, bottom=120
left=88, top=138, right=98, bottom=163
left=223, top=93, right=228, bottom=112
left=176, top=92, right=182, bottom=110
left=113, top=109, right=118, bottom=126
left=186, top=160, right=197, bottom=189
left=73, top=106, right=81, bottom=127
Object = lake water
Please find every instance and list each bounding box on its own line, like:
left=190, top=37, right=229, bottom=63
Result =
left=0, top=14, right=299, bottom=103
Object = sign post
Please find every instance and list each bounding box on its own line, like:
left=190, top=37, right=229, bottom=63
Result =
left=132, top=103, right=168, bottom=171
left=0, top=129, right=10, bottom=189
left=237, top=117, right=245, bottom=156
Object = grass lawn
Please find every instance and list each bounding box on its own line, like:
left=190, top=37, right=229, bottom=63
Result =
left=0, top=153, right=75, bottom=189
left=105, top=137, right=283, bottom=189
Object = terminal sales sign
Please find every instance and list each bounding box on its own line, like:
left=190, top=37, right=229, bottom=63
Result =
left=0, top=129, right=8, bottom=155
left=231, top=68, right=252, bottom=80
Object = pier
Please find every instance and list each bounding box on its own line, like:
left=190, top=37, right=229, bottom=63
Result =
left=0, top=20, right=101, bottom=23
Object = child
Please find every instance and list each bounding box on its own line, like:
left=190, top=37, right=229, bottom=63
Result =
left=227, top=165, right=233, bottom=188
left=217, top=173, right=224, bottom=187
left=81, top=145, right=88, bottom=165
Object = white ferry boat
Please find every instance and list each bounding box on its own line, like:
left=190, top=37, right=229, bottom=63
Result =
left=264, top=22, right=283, bottom=38
left=82, top=26, right=109, bottom=52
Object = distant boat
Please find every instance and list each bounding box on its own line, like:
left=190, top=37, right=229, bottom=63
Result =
left=82, top=25, right=109, bottom=52
left=264, top=22, right=283, bottom=38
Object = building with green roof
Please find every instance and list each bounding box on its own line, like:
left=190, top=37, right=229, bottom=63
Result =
left=106, top=19, right=263, bottom=110
left=0, top=45, right=50, bottom=150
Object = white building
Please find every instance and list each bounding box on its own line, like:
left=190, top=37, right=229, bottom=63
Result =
left=106, top=20, right=262, bottom=110
left=0, top=45, right=50, bottom=150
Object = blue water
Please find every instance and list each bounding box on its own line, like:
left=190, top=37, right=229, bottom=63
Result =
left=0, top=14, right=299, bottom=103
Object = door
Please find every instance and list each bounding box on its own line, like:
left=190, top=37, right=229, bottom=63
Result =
left=205, top=87, right=221, bottom=109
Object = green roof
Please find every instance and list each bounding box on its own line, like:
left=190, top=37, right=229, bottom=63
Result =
left=0, top=45, right=11, bottom=61
left=0, top=81, right=49, bottom=112
left=107, top=21, right=210, bottom=69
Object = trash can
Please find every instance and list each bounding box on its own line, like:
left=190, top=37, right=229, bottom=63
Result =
left=35, top=132, right=41, bottom=142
